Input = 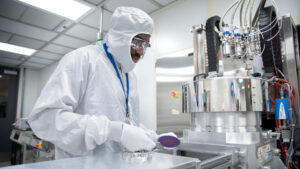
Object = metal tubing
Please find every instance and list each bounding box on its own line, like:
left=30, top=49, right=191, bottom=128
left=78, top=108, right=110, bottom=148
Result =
left=193, top=26, right=200, bottom=76
left=193, top=25, right=206, bottom=77
left=98, top=6, right=104, bottom=40
left=201, top=154, right=232, bottom=169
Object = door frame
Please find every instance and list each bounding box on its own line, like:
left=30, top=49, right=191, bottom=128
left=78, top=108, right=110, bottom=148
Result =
left=0, top=66, right=19, bottom=153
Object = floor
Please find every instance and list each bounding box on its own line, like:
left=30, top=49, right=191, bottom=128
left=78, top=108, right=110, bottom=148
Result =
left=0, top=152, right=11, bottom=167
left=0, top=161, right=10, bottom=167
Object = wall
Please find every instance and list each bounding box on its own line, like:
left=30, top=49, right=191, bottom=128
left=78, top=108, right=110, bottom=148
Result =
left=38, top=62, right=59, bottom=94
left=22, top=69, right=40, bottom=117
left=152, top=0, right=207, bottom=57
left=133, top=50, right=157, bottom=130
left=21, top=61, right=58, bottom=117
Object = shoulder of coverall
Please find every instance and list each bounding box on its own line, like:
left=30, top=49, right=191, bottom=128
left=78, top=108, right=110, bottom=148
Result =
left=61, top=44, right=105, bottom=65
left=54, top=44, right=106, bottom=74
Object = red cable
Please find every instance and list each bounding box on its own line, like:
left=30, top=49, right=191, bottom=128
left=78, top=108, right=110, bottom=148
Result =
left=273, top=82, right=295, bottom=107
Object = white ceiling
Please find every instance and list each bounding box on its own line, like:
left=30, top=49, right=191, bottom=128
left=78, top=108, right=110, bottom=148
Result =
left=0, top=0, right=178, bottom=70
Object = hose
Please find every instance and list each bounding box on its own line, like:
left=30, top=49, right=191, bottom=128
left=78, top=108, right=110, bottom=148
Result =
left=249, top=0, right=255, bottom=28
left=239, top=0, right=246, bottom=27
left=219, top=0, right=240, bottom=32
left=206, top=16, right=222, bottom=72
left=244, top=0, right=251, bottom=27
left=258, top=6, right=282, bottom=76
left=231, top=0, right=243, bottom=26
left=193, top=73, right=207, bottom=81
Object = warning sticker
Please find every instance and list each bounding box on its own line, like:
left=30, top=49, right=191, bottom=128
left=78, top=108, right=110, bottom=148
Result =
left=257, top=144, right=271, bottom=162
left=275, top=99, right=290, bottom=120
left=279, top=102, right=286, bottom=119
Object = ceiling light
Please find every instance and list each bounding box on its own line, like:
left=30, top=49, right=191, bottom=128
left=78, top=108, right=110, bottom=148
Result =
left=18, top=0, right=92, bottom=21
left=0, top=42, right=36, bottom=56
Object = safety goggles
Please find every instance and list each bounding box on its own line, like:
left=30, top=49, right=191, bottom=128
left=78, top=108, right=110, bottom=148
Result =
left=131, top=37, right=151, bottom=51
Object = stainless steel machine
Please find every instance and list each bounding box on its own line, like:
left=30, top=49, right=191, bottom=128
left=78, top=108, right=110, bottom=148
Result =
left=9, top=118, right=54, bottom=164
left=161, top=0, right=300, bottom=168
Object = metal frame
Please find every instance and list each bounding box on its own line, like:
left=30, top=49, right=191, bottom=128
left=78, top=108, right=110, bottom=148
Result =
left=280, top=15, right=300, bottom=128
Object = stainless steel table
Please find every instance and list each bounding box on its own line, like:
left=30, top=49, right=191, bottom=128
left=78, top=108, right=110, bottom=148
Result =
left=2, top=152, right=200, bottom=169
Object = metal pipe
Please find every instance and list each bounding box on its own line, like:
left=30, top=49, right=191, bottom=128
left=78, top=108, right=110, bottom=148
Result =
left=193, top=25, right=207, bottom=77
left=97, top=6, right=104, bottom=41
left=193, top=26, right=200, bottom=76
left=21, top=68, right=26, bottom=118
left=201, top=153, right=232, bottom=169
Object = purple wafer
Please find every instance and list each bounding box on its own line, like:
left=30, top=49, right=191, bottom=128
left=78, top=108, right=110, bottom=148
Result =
left=158, top=135, right=180, bottom=148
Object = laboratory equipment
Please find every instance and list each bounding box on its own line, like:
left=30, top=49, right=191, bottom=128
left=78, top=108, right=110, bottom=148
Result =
left=10, top=118, right=54, bottom=164
left=158, top=0, right=300, bottom=168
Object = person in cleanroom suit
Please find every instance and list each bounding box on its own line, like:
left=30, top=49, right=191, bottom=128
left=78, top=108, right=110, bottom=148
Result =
left=28, top=7, right=159, bottom=159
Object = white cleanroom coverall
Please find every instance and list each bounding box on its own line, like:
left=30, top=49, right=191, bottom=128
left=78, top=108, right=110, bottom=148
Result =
left=28, top=7, right=155, bottom=159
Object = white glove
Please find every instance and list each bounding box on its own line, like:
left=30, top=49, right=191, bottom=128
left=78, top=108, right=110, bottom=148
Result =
left=139, top=123, right=158, bottom=142
left=157, top=132, right=177, bottom=139
left=108, top=121, right=156, bottom=152
left=121, top=123, right=156, bottom=151
left=139, top=124, right=177, bottom=142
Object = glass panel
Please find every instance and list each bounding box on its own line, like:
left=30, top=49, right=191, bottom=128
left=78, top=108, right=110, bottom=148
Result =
left=0, top=74, right=9, bottom=118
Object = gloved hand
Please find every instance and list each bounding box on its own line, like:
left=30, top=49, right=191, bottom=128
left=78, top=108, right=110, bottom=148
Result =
left=139, top=123, right=158, bottom=142
left=121, top=123, right=156, bottom=151
left=108, top=121, right=155, bottom=152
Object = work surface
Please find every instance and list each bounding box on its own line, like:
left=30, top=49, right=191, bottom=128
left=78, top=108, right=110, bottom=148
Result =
left=2, top=152, right=200, bottom=169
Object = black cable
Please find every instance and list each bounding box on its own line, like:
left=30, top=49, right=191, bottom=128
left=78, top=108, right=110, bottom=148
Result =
left=193, top=73, right=207, bottom=81
left=206, top=16, right=222, bottom=72
left=258, top=6, right=283, bottom=76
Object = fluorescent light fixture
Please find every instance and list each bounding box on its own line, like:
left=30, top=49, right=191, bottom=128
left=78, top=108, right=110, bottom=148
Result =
left=0, top=42, right=36, bottom=56
left=156, top=66, right=194, bottom=76
left=18, top=0, right=91, bottom=20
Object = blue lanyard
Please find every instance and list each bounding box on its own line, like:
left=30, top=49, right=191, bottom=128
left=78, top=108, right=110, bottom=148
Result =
left=103, top=43, right=130, bottom=115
